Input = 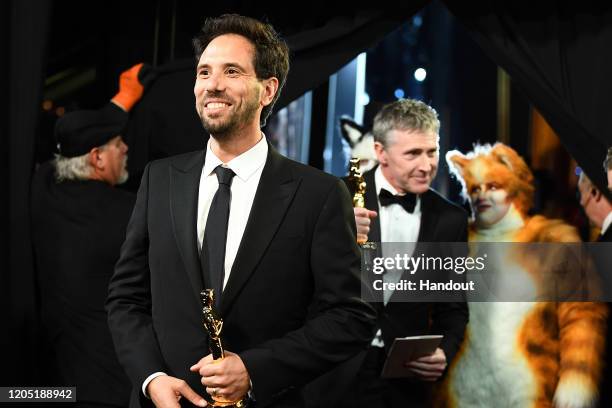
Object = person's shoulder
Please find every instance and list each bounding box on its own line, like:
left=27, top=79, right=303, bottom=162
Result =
left=276, top=154, right=339, bottom=187
left=147, top=150, right=204, bottom=172
left=112, top=186, right=137, bottom=205
left=518, top=215, right=580, bottom=243
left=424, top=188, right=467, bottom=218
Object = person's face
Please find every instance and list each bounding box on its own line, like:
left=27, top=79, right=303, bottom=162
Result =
left=194, top=34, right=265, bottom=138
left=468, top=179, right=512, bottom=229
left=375, top=129, right=439, bottom=194
left=578, top=174, right=597, bottom=221
left=607, top=168, right=612, bottom=192
left=98, top=136, right=128, bottom=185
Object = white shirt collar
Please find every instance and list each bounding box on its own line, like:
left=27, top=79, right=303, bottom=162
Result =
left=374, top=166, right=421, bottom=212
left=602, top=211, right=612, bottom=236
left=203, top=134, right=268, bottom=182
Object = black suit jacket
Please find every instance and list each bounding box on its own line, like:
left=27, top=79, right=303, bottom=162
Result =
left=595, top=222, right=612, bottom=408
left=106, top=147, right=376, bottom=408
left=31, top=161, right=134, bottom=407
left=355, top=168, right=469, bottom=359
left=313, top=167, right=469, bottom=408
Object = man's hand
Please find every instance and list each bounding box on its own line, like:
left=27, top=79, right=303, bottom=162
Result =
left=147, top=375, right=207, bottom=408
left=354, top=207, right=377, bottom=243
left=190, top=351, right=250, bottom=403
left=404, top=347, right=447, bottom=381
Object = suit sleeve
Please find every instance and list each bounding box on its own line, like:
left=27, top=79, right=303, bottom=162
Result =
left=431, top=212, right=469, bottom=365
left=106, top=163, right=167, bottom=392
left=239, top=179, right=376, bottom=405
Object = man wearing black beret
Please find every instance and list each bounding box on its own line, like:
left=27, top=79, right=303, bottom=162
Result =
left=31, top=63, right=153, bottom=408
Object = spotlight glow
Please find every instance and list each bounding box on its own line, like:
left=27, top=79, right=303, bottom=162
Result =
left=414, top=68, right=427, bottom=82
left=394, top=88, right=405, bottom=99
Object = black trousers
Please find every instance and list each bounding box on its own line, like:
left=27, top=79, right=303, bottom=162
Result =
left=338, top=347, right=432, bottom=408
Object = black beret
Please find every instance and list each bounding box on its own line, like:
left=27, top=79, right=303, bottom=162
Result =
left=54, top=103, right=128, bottom=157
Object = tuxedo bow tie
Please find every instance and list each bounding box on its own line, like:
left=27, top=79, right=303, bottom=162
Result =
left=379, top=188, right=417, bottom=213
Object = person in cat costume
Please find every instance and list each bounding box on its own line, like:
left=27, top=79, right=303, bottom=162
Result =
left=435, top=143, right=607, bottom=408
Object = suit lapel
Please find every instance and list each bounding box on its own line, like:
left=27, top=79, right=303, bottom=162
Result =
left=599, top=226, right=612, bottom=242
left=170, top=151, right=206, bottom=308
left=221, top=147, right=299, bottom=315
left=386, top=189, right=439, bottom=306
left=416, top=190, right=439, bottom=243
left=364, top=168, right=381, bottom=242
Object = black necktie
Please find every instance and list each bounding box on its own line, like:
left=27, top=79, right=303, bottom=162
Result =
left=203, top=165, right=236, bottom=308
left=379, top=188, right=417, bottom=213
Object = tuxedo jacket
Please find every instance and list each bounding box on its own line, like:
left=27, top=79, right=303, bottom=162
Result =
left=106, top=147, right=376, bottom=408
left=351, top=167, right=469, bottom=360
left=305, top=168, right=469, bottom=408
left=597, top=224, right=612, bottom=407
left=600, top=226, right=612, bottom=243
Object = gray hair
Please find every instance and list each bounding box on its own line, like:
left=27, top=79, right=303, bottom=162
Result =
left=53, top=152, right=93, bottom=181
left=605, top=147, right=612, bottom=171
left=372, top=98, right=440, bottom=147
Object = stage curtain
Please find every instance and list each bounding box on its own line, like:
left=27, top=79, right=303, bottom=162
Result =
left=3, top=0, right=52, bottom=384
left=447, top=1, right=612, bottom=195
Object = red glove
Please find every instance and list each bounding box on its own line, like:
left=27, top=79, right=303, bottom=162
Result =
left=111, top=63, right=154, bottom=112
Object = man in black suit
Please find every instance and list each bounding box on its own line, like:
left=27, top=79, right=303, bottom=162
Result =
left=342, top=99, right=469, bottom=407
left=578, top=171, right=612, bottom=242
left=578, top=167, right=612, bottom=406
left=106, top=14, right=375, bottom=408
left=31, top=64, right=150, bottom=408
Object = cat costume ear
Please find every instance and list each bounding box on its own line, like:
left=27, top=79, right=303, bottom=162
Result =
left=446, top=150, right=470, bottom=179
left=490, top=143, right=534, bottom=186
left=491, top=143, right=518, bottom=172
left=340, top=117, right=367, bottom=148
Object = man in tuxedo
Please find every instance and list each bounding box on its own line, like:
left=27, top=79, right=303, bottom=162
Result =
left=578, top=170, right=612, bottom=242
left=343, top=99, right=469, bottom=407
left=578, top=167, right=612, bottom=405
left=106, top=14, right=375, bottom=408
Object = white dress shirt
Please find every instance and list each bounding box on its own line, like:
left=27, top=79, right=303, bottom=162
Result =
left=371, top=166, right=422, bottom=347
left=142, top=135, right=268, bottom=396
left=196, top=135, right=268, bottom=289
left=602, top=211, right=612, bottom=237
left=375, top=166, right=421, bottom=245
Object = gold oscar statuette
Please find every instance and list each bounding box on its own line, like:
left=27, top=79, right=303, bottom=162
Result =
left=348, top=158, right=367, bottom=212
left=347, top=158, right=377, bottom=269
left=200, top=289, right=248, bottom=408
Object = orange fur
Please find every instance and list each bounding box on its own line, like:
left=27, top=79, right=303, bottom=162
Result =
left=436, top=143, right=608, bottom=408
left=447, top=143, right=534, bottom=216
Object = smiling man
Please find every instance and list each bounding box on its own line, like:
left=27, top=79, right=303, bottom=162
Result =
left=106, top=14, right=375, bottom=408
left=343, top=98, right=468, bottom=408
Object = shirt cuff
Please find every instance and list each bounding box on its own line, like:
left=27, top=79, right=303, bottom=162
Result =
left=247, top=379, right=255, bottom=401
left=142, top=372, right=168, bottom=398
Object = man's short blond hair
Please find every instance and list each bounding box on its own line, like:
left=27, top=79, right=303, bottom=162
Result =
left=372, top=98, right=440, bottom=147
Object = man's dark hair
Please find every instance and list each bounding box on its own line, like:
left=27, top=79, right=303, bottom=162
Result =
left=193, top=14, right=290, bottom=127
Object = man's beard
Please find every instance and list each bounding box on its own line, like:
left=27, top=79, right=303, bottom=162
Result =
left=198, top=93, right=260, bottom=139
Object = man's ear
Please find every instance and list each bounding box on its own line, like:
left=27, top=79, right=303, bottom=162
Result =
left=261, top=77, right=279, bottom=107
left=593, top=187, right=602, bottom=201
left=374, top=141, right=386, bottom=164
left=88, top=147, right=103, bottom=170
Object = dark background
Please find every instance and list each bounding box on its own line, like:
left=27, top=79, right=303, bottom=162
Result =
left=3, top=0, right=612, bottom=386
